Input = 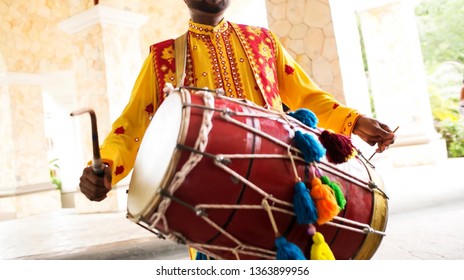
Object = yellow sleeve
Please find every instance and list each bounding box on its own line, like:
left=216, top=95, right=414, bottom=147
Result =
left=99, top=52, right=158, bottom=185
left=272, top=32, right=361, bottom=136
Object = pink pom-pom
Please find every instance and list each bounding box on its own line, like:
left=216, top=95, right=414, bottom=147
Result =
left=307, top=224, right=317, bottom=236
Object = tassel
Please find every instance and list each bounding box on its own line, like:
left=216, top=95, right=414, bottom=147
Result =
left=275, top=236, right=307, bottom=260
left=293, top=181, right=318, bottom=225
left=294, top=130, right=326, bottom=163
left=310, top=232, right=335, bottom=260
left=310, top=177, right=340, bottom=225
left=318, top=130, right=356, bottom=164
left=195, top=251, right=209, bottom=260
left=320, top=176, right=346, bottom=210
left=288, top=108, right=318, bottom=128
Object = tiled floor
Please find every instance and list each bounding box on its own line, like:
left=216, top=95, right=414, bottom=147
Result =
left=1, top=158, right=464, bottom=260
left=0, top=209, right=172, bottom=259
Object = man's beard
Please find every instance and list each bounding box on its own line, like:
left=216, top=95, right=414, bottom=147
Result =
left=188, top=0, right=228, bottom=14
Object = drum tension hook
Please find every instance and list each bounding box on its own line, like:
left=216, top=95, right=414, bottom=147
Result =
left=131, top=219, right=166, bottom=240
left=368, top=181, right=389, bottom=199
left=357, top=149, right=376, bottom=169
left=159, top=189, right=208, bottom=217
left=215, top=155, right=232, bottom=165
left=195, top=208, right=207, bottom=217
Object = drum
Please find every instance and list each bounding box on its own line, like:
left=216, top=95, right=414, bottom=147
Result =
left=126, top=86, right=388, bottom=260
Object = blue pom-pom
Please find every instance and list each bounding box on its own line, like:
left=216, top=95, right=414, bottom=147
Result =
left=294, top=130, right=326, bottom=163
left=195, top=252, right=210, bottom=260
left=275, top=236, right=307, bottom=260
left=288, top=108, right=318, bottom=128
left=293, top=181, right=318, bottom=224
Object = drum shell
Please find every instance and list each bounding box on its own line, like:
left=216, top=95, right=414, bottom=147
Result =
left=129, top=91, right=388, bottom=260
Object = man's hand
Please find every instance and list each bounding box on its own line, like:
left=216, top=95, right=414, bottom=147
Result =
left=79, top=166, right=112, bottom=201
left=353, top=116, right=396, bottom=153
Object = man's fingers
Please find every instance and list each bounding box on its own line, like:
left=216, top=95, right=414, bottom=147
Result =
left=378, top=122, right=393, bottom=134
left=79, top=181, right=109, bottom=199
left=355, top=130, right=382, bottom=146
left=89, top=194, right=108, bottom=202
left=82, top=166, right=112, bottom=188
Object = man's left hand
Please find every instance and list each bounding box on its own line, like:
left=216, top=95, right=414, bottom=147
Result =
left=352, top=116, right=396, bottom=153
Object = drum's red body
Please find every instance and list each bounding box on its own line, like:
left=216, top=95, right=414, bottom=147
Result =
left=127, top=89, right=388, bottom=260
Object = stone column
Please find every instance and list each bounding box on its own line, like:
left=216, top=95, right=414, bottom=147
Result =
left=266, top=0, right=372, bottom=112
left=0, top=55, right=17, bottom=219
left=0, top=72, right=61, bottom=220
left=0, top=55, right=16, bottom=197
left=357, top=0, right=447, bottom=166
left=59, top=4, right=147, bottom=213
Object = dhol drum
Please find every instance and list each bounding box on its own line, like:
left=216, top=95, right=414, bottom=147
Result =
left=126, top=86, right=388, bottom=260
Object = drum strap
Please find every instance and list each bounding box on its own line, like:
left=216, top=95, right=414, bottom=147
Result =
left=174, top=32, right=188, bottom=87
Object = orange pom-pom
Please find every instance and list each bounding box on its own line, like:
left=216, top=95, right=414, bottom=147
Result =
left=310, top=177, right=340, bottom=225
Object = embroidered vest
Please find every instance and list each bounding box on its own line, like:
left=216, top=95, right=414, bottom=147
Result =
left=150, top=22, right=282, bottom=110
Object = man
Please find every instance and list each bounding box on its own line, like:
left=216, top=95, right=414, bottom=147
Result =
left=79, top=0, right=395, bottom=246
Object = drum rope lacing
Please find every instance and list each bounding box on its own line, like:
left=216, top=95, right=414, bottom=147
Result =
left=145, top=88, right=386, bottom=259
left=176, top=95, right=385, bottom=194
left=148, top=87, right=215, bottom=238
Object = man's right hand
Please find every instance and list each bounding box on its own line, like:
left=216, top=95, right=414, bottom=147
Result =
left=79, top=166, right=112, bottom=201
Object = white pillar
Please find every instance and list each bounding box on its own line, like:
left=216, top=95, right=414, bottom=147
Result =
left=0, top=72, right=61, bottom=219
left=59, top=5, right=148, bottom=212
left=357, top=0, right=447, bottom=166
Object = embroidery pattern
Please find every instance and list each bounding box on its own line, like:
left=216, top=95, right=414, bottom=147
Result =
left=151, top=39, right=176, bottom=103
left=230, top=23, right=281, bottom=109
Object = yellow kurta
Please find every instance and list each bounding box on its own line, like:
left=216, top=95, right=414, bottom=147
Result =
left=99, top=19, right=360, bottom=185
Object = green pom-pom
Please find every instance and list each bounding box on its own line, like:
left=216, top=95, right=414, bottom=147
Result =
left=321, top=176, right=346, bottom=210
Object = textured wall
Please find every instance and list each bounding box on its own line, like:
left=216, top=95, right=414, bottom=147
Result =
left=266, top=0, right=345, bottom=102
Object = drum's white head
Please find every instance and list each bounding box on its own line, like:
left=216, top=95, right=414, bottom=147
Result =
left=127, top=91, right=183, bottom=219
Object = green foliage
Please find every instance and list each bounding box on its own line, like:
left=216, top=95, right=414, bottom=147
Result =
left=415, top=0, right=464, bottom=158
left=428, top=82, right=460, bottom=122
left=49, top=158, right=62, bottom=191
left=435, top=119, right=464, bottom=158
left=427, top=71, right=464, bottom=158
left=415, top=0, right=464, bottom=73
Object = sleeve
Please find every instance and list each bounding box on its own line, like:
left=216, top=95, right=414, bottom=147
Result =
left=98, top=52, right=158, bottom=186
left=271, top=32, right=361, bottom=136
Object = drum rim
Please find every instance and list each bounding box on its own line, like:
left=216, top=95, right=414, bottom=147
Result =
left=127, top=89, right=191, bottom=221
left=352, top=159, right=389, bottom=260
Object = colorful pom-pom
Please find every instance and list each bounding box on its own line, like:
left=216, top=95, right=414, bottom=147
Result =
left=320, top=176, right=347, bottom=210
left=307, top=224, right=317, bottom=236
left=310, top=232, right=335, bottom=260
left=275, top=236, right=307, bottom=260
left=293, top=181, right=318, bottom=225
left=294, top=130, right=326, bottom=163
left=195, top=251, right=209, bottom=260
left=288, top=108, right=318, bottom=128
left=318, top=130, right=356, bottom=164
left=310, top=177, right=340, bottom=225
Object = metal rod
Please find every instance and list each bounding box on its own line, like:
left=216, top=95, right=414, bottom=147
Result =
left=70, top=108, right=104, bottom=176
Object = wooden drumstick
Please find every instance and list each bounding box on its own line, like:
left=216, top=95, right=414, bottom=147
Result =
left=70, top=108, right=105, bottom=176
left=368, top=126, right=399, bottom=161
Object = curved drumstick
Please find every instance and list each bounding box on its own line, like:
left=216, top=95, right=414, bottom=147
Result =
left=367, top=126, right=400, bottom=161
left=70, top=108, right=105, bottom=176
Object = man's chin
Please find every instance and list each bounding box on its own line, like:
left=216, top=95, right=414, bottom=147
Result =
left=191, top=0, right=228, bottom=14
